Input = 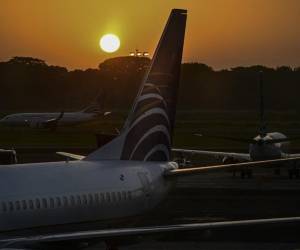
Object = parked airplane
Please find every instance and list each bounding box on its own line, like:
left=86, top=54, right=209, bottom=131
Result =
left=0, top=9, right=300, bottom=250
left=174, top=72, right=300, bottom=178
left=0, top=93, right=110, bottom=129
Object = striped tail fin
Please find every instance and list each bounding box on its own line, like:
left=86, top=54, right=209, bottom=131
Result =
left=85, top=9, right=187, bottom=161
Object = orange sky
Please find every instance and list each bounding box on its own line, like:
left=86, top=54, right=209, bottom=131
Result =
left=1, top=0, right=300, bottom=70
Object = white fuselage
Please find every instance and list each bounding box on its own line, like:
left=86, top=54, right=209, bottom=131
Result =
left=249, top=132, right=289, bottom=161
left=0, top=112, right=98, bottom=128
left=0, top=160, right=173, bottom=234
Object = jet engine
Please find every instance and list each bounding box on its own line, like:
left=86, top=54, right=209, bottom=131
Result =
left=222, top=156, right=252, bottom=178
left=0, top=149, right=17, bottom=164
left=222, top=156, right=238, bottom=164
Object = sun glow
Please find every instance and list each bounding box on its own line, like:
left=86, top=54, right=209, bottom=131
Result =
left=99, top=34, right=120, bottom=53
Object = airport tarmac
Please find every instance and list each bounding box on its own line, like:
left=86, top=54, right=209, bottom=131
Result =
left=13, top=148, right=300, bottom=249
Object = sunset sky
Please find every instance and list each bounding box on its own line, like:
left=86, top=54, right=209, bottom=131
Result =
left=1, top=0, right=300, bottom=70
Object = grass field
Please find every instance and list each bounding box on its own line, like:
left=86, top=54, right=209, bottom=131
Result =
left=1, top=110, right=300, bottom=151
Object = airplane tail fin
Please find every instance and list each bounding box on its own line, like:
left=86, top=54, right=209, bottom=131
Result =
left=85, top=9, right=187, bottom=161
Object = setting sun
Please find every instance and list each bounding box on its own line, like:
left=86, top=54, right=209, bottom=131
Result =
left=99, top=34, right=120, bottom=53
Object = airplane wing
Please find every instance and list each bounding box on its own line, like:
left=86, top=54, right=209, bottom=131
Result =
left=56, top=152, right=85, bottom=160
left=165, top=156, right=300, bottom=177
left=285, top=153, right=300, bottom=158
left=172, top=148, right=251, bottom=161
left=42, top=111, right=64, bottom=129
left=1, top=217, right=300, bottom=248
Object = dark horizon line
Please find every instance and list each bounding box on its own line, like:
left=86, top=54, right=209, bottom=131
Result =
left=1, top=55, right=300, bottom=73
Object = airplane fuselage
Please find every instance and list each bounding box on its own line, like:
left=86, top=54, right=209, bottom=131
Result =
left=0, top=112, right=98, bottom=128
left=249, top=132, right=289, bottom=161
left=0, top=160, right=174, bottom=234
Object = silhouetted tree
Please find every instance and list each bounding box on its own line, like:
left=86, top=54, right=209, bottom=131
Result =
left=8, top=57, right=47, bottom=66
left=0, top=56, right=300, bottom=112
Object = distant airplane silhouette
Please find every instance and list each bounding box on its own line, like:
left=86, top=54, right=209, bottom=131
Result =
left=0, top=92, right=110, bottom=130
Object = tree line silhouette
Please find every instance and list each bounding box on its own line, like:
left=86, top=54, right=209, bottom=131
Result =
left=0, top=56, right=300, bottom=112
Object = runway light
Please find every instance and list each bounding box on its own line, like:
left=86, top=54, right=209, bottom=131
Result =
left=129, top=49, right=150, bottom=57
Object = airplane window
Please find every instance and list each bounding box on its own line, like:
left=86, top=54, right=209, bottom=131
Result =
left=56, top=197, right=61, bottom=207
left=94, top=193, right=99, bottom=203
left=9, top=201, right=14, bottom=212
left=42, top=198, right=47, bottom=209
left=82, top=194, right=88, bottom=205
left=77, top=195, right=82, bottom=205
left=63, top=196, right=68, bottom=207
left=88, top=194, right=93, bottom=205
left=50, top=198, right=54, bottom=208
left=29, top=200, right=34, bottom=209
left=106, top=192, right=111, bottom=202
left=35, top=199, right=41, bottom=209
left=70, top=195, right=75, bottom=206
left=2, top=202, right=7, bottom=212
left=22, top=200, right=27, bottom=210
left=15, top=201, right=21, bottom=210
